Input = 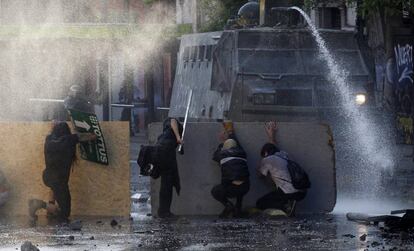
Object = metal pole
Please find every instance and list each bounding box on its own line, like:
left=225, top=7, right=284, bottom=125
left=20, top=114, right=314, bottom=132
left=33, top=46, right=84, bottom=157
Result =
left=29, top=98, right=64, bottom=103
left=260, top=0, right=266, bottom=26
left=108, top=56, right=112, bottom=121
left=178, top=89, right=193, bottom=153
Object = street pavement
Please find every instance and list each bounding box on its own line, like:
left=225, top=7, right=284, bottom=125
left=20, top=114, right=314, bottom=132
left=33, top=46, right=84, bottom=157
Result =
left=1, top=213, right=414, bottom=250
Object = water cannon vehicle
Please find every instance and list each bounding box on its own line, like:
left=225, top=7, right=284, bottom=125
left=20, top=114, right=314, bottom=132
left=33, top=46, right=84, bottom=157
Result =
left=169, top=0, right=373, bottom=123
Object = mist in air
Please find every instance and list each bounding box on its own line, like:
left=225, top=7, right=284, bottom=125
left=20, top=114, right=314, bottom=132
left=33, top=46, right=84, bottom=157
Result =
left=0, top=1, right=175, bottom=121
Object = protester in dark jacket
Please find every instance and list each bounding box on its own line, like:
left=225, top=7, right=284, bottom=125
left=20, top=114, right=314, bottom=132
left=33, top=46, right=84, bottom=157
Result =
left=211, top=123, right=250, bottom=218
left=155, top=118, right=182, bottom=218
left=29, top=122, right=96, bottom=222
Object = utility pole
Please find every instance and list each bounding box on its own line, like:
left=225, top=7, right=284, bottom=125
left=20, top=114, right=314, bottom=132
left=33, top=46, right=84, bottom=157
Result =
left=259, top=0, right=266, bottom=26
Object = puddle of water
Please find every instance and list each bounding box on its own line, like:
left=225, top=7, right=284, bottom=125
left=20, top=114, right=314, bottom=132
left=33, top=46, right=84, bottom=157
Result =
left=333, top=197, right=414, bottom=215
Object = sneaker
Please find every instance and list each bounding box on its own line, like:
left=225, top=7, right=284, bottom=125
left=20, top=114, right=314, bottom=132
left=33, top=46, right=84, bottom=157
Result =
left=158, top=212, right=178, bottom=219
left=28, top=199, right=46, bottom=218
left=283, top=200, right=297, bottom=217
left=68, top=220, right=82, bottom=231
left=46, top=211, right=58, bottom=219
left=233, top=207, right=245, bottom=218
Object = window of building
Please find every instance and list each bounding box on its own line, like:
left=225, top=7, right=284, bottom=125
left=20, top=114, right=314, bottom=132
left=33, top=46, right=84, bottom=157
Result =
left=318, top=7, right=341, bottom=29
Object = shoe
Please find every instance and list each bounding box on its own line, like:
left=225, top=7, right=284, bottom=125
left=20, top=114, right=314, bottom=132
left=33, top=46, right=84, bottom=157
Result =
left=233, top=207, right=244, bottom=218
left=46, top=211, right=58, bottom=219
left=68, top=220, right=82, bottom=231
left=283, top=200, right=297, bottom=217
left=219, top=202, right=234, bottom=219
left=246, top=207, right=263, bottom=218
left=158, top=212, right=178, bottom=219
left=28, top=199, right=46, bottom=218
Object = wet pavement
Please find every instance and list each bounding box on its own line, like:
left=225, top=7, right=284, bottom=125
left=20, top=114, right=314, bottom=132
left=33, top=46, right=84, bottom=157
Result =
left=2, top=213, right=414, bottom=250
left=1, top=135, right=414, bottom=250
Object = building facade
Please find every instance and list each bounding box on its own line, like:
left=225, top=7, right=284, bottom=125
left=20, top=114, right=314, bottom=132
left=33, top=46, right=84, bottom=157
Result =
left=0, top=0, right=177, bottom=134
left=309, top=1, right=357, bottom=31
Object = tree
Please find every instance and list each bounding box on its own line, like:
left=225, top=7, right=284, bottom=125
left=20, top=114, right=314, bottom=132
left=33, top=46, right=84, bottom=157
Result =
left=199, top=0, right=246, bottom=32
left=304, top=0, right=413, bottom=17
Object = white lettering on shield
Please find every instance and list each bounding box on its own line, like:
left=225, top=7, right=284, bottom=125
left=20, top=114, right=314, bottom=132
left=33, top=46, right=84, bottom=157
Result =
left=90, top=115, right=108, bottom=163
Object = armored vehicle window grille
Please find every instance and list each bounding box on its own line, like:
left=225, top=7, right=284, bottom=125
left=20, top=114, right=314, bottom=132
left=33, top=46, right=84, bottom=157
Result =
left=206, top=45, right=213, bottom=61
left=183, top=47, right=190, bottom=62
left=239, top=50, right=299, bottom=74
left=190, top=46, right=197, bottom=62
left=335, top=51, right=367, bottom=75
left=316, top=90, right=341, bottom=106
left=198, top=46, right=205, bottom=61
left=252, top=89, right=313, bottom=106
left=301, top=51, right=366, bottom=76
left=253, top=93, right=275, bottom=105
left=300, top=51, right=329, bottom=75
left=276, top=90, right=313, bottom=106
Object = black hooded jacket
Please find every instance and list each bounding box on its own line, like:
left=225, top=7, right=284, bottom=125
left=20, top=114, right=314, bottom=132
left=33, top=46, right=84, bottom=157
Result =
left=155, top=118, right=183, bottom=194
left=43, top=134, right=79, bottom=184
left=213, top=134, right=250, bottom=185
left=157, top=118, right=183, bottom=148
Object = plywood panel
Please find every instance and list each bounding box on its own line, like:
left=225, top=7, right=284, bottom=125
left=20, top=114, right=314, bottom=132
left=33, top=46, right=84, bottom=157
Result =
left=0, top=122, right=130, bottom=216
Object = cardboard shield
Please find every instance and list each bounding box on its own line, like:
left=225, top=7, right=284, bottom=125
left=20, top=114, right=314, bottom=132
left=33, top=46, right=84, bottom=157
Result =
left=68, top=109, right=109, bottom=165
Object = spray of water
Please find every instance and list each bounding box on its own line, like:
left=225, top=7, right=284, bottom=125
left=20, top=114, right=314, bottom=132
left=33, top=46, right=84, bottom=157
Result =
left=290, top=7, right=394, bottom=197
left=0, top=2, right=176, bottom=121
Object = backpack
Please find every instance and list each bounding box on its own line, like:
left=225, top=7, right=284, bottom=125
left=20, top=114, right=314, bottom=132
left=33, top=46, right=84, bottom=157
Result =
left=278, top=156, right=311, bottom=190
left=137, top=145, right=161, bottom=179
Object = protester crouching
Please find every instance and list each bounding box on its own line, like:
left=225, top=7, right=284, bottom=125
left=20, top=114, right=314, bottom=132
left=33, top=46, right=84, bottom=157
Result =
left=211, top=122, right=250, bottom=218
left=256, top=121, right=308, bottom=216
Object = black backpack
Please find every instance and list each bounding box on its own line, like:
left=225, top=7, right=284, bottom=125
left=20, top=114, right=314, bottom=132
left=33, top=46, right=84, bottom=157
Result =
left=278, top=156, right=311, bottom=190
left=137, top=145, right=160, bottom=179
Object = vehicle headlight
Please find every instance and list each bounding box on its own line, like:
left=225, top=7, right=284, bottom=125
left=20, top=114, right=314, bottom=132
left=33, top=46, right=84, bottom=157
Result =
left=355, top=94, right=366, bottom=105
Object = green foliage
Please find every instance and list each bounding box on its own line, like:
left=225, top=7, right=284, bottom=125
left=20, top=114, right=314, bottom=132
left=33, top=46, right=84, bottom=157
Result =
left=304, top=0, right=413, bottom=17
left=143, top=0, right=176, bottom=5
left=304, top=0, right=345, bottom=8
left=199, top=0, right=246, bottom=32
left=176, top=23, right=193, bottom=35
left=142, top=0, right=155, bottom=5
left=358, top=0, right=412, bottom=16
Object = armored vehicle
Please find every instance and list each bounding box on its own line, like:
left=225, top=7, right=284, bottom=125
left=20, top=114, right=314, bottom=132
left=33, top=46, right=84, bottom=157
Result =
left=169, top=2, right=372, bottom=123
left=169, top=28, right=371, bottom=122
